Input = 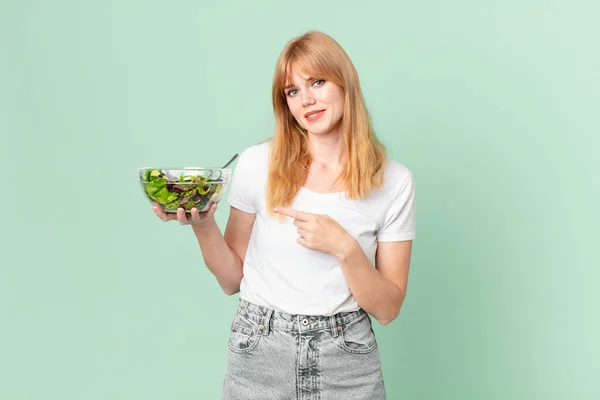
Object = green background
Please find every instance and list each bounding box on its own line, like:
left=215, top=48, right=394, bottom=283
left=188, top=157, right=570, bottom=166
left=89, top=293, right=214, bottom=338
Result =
left=1, top=0, right=598, bottom=398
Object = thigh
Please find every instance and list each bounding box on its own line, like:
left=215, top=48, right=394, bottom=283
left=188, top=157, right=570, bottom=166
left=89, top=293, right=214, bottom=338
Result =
left=319, top=315, right=386, bottom=399
left=222, top=314, right=297, bottom=400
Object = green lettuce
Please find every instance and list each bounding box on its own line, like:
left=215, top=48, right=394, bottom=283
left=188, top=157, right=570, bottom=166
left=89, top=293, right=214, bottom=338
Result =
left=141, top=169, right=224, bottom=212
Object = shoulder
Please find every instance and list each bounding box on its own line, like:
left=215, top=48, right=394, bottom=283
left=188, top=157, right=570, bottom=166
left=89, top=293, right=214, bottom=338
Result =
left=381, top=158, right=413, bottom=190
left=239, top=139, right=272, bottom=162
left=232, top=140, right=272, bottom=186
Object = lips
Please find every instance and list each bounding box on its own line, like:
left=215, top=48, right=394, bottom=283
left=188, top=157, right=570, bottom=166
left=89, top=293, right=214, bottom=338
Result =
left=304, top=109, right=325, bottom=118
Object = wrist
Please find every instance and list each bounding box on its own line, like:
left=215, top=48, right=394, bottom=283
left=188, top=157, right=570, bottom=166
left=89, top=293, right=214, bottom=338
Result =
left=334, top=234, right=358, bottom=261
left=191, top=219, right=217, bottom=236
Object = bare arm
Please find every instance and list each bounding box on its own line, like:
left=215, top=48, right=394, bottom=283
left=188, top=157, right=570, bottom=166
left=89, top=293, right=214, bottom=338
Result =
left=273, top=206, right=413, bottom=325
left=192, top=206, right=256, bottom=294
left=337, top=239, right=413, bottom=325
left=153, top=203, right=256, bottom=295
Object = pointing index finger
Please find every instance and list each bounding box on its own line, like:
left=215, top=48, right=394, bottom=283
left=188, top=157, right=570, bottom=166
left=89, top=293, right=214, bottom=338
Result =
left=274, top=207, right=311, bottom=221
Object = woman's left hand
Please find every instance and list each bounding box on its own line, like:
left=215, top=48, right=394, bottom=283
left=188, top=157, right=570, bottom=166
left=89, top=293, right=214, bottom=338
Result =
left=274, top=207, right=355, bottom=258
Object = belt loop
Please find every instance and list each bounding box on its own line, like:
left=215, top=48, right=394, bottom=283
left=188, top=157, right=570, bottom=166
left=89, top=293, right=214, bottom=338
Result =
left=261, top=309, right=273, bottom=336
left=329, top=315, right=338, bottom=338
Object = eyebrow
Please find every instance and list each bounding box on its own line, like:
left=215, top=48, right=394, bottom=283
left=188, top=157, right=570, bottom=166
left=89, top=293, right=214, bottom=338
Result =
left=284, top=77, right=314, bottom=90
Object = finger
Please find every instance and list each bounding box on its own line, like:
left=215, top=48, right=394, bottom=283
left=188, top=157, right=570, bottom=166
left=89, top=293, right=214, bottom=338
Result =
left=297, top=228, right=310, bottom=239
left=293, top=219, right=309, bottom=229
left=153, top=206, right=170, bottom=222
left=152, top=206, right=164, bottom=221
left=176, top=208, right=189, bottom=225
left=297, top=236, right=309, bottom=248
left=208, top=202, right=218, bottom=217
left=198, top=203, right=217, bottom=217
left=190, top=207, right=201, bottom=224
left=274, top=207, right=311, bottom=221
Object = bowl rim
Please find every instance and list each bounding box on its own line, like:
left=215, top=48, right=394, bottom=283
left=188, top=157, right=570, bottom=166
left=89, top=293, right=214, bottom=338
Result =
left=138, top=167, right=232, bottom=171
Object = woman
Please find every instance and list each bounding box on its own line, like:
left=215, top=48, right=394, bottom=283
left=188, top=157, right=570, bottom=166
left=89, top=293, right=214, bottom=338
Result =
left=153, top=31, right=415, bottom=399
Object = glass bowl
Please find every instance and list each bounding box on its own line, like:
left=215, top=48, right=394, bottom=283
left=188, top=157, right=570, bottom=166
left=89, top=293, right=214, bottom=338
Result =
left=138, top=167, right=231, bottom=213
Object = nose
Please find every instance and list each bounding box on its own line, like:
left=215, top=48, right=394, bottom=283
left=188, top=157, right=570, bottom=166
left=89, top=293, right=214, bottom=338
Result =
left=301, top=90, right=315, bottom=107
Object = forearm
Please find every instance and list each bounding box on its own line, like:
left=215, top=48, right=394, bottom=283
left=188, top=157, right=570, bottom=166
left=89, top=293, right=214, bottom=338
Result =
left=192, top=221, right=243, bottom=295
left=335, top=238, right=405, bottom=325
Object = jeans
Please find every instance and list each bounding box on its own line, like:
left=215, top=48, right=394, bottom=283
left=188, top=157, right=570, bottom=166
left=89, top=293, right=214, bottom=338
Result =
left=222, top=298, right=386, bottom=399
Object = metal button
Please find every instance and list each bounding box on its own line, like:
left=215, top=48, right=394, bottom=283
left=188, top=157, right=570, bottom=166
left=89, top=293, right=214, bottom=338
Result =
left=301, top=318, right=309, bottom=326
left=259, top=324, right=264, bottom=330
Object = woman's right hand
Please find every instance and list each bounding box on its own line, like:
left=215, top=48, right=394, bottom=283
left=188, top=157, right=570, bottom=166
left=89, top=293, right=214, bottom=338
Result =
left=152, top=203, right=218, bottom=230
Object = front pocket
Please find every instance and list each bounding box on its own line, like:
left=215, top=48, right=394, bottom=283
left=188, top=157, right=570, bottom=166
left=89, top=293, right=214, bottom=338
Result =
left=337, top=315, right=378, bottom=355
left=228, top=322, right=261, bottom=354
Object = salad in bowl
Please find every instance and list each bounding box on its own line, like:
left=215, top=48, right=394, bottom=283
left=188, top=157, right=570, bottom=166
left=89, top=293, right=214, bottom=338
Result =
left=139, top=167, right=231, bottom=213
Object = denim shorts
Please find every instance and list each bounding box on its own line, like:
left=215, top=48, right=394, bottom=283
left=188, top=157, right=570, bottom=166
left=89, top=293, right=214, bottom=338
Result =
left=221, top=298, right=386, bottom=399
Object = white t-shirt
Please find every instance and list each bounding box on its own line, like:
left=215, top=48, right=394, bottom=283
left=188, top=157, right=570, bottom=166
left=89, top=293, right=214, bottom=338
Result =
left=227, top=141, right=416, bottom=316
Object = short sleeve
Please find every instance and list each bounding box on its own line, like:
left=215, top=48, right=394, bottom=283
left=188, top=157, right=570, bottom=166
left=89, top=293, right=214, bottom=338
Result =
left=377, top=172, right=416, bottom=242
left=227, top=149, right=257, bottom=214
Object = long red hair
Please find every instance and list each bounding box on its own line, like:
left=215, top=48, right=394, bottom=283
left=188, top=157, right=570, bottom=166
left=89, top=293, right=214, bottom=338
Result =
left=266, top=31, right=387, bottom=216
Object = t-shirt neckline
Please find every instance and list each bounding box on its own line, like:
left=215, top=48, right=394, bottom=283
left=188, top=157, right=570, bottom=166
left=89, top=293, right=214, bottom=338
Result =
left=300, top=186, right=346, bottom=197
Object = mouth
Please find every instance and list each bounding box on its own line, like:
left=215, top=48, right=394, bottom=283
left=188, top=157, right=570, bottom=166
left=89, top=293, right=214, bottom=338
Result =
left=304, top=109, right=326, bottom=119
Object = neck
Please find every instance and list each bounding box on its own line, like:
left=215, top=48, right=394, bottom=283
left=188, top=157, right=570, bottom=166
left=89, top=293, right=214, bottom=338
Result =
left=306, top=131, right=344, bottom=168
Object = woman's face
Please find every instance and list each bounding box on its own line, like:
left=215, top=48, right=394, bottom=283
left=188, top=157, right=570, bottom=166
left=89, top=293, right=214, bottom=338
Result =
left=284, top=69, right=345, bottom=137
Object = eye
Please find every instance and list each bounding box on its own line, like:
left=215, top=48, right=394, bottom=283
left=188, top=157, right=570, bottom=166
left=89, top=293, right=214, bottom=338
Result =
left=313, top=79, right=325, bottom=87
left=286, top=89, right=298, bottom=97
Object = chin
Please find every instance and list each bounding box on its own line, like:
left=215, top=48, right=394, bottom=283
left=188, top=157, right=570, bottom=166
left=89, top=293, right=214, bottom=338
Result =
left=308, top=122, right=342, bottom=136
left=307, top=129, right=333, bottom=136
